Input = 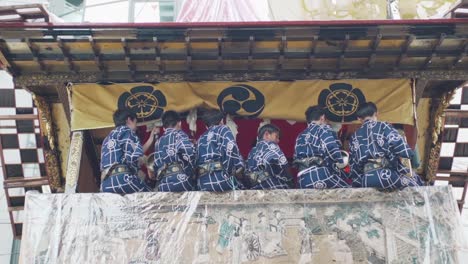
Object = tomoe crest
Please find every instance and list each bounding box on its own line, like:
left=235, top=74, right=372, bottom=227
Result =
left=217, top=84, right=265, bottom=118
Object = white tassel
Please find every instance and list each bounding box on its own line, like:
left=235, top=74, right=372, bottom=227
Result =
left=186, top=108, right=198, bottom=133
left=225, top=114, right=238, bottom=138
left=329, top=122, right=342, bottom=132
left=258, top=118, right=271, bottom=132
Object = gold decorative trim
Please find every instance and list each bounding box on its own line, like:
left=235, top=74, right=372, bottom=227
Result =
left=425, top=89, right=456, bottom=182
left=32, top=95, right=56, bottom=150
left=13, top=71, right=468, bottom=88
left=32, top=94, right=63, bottom=191
left=65, top=131, right=83, bottom=193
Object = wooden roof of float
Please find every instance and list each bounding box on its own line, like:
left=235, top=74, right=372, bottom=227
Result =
left=0, top=19, right=464, bottom=107
left=0, top=19, right=468, bottom=95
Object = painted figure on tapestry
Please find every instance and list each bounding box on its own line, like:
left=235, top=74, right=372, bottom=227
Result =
left=216, top=214, right=237, bottom=253
left=252, top=210, right=289, bottom=259
left=298, top=219, right=314, bottom=264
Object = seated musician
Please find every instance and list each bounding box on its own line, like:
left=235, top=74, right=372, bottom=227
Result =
left=153, top=111, right=196, bottom=192
left=100, top=108, right=158, bottom=194
left=349, top=102, right=424, bottom=189
left=196, top=109, right=245, bottom=192
left=246, top=124, right=292, bottom=189
left=294, top=105, right=350, bottom=189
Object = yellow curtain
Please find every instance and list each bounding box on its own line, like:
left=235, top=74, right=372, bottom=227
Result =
left=71, top=79, right=414, bottom=131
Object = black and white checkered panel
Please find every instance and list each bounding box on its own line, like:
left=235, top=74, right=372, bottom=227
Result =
left=436, top=86, right=468, bottom=206
left=0, top=71, right=50, bottom=199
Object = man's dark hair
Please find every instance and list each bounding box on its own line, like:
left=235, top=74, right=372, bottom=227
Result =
left=305, top=105, right=325, bottom=123
left=356, top=102, right=378, bottom=119
left=200, top=109, right=224, bottom=127
left=162, top=110, right=180, bottom=128
left=258, top=123, right=281, bottom=140
left=113, top=108, right=137, bottom=127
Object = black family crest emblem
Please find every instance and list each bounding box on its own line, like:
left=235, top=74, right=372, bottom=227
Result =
left=118, top=85, right=167, bottom=122
left=318, top=83, right=366, bottom=122
left=217, top=84, right=265, bottom=118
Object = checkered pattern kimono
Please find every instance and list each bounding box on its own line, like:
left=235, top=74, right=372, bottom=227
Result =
left=100, top=125, right=151, bottom=194
left=153, top=128, right=196, bottom=192
left=349, top=120, right=423, bottom=189
left=247, top=140, right=291, bottom=189
left=196, top=125, right=244, bottom=192
left=294, top=123, right=350, bottom=189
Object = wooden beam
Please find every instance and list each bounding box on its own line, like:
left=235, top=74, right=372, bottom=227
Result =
left=0, top=41, right=19, bottom=76
left=366, top=34, right=382, bottom=71
left=422, top=33, right=446, bottom=69
left=121, top=37, right=135, bottom=81
left=153, top=37, right=163, bottom=73
left=37, top=4, right=50, bottom=22
left=306, top=35, right=319, bottom=73
left=55, top=84, right=71, bottom=124
left=445, top=109, right=468, bottom=117
left=248, top=36, right=254, bottom=72
left=185, top=36, right=192, bottom=73
left=437, top=169, right=468, bottom=175
left=452, top=39, right=468, bottom=69
left=337, top=34, right=350, bottom=70
left=394, top=35, right=415, bottom=70
left=414, top=79, right=429, bottom=105
left=57, top=38, right=77, bottom=73
left=434, top=176, right=468, bottom=182
left=217, top=37, right=224, bottom=72
left=0, top=114, right=37, bottom=120
left=276, top=35, right=287, bottom=73
left=25, top=38, right=47, bottom=74
left=88, top=36, right=106, bottom=78
left=0, top=4, right=50, bottom=22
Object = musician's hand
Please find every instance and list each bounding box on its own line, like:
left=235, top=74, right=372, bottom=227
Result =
left=143, top=127, right=159, bottom=153
left=138, top=155, right=148, bottom=167
left=150, top=126, right=160, bottom=138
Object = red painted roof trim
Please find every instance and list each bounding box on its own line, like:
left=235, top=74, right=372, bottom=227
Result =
left=0, top=19, right=468, bottom=29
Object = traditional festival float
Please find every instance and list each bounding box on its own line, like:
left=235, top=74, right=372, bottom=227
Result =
left=0, top=2, right=467, bottom=263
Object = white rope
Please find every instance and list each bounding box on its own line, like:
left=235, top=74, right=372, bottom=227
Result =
left=186, top=108, right=198, bottom=134
left=225, top=114, right=238, bottom=138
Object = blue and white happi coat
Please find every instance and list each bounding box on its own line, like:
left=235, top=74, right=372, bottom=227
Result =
left=153, top=128, right=196, bottom=192
left=247, top=140, right=291, bottom=189
left=196, top=125, right=245, bottom=192
left=294, top=123, right=350, bottom=189
left=349, top=120, right=423, bottom=189
left=100, top=125, right=151, bottom=194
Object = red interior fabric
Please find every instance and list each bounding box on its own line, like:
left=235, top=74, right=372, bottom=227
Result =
left=140, top=119, right=307, bottom=158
